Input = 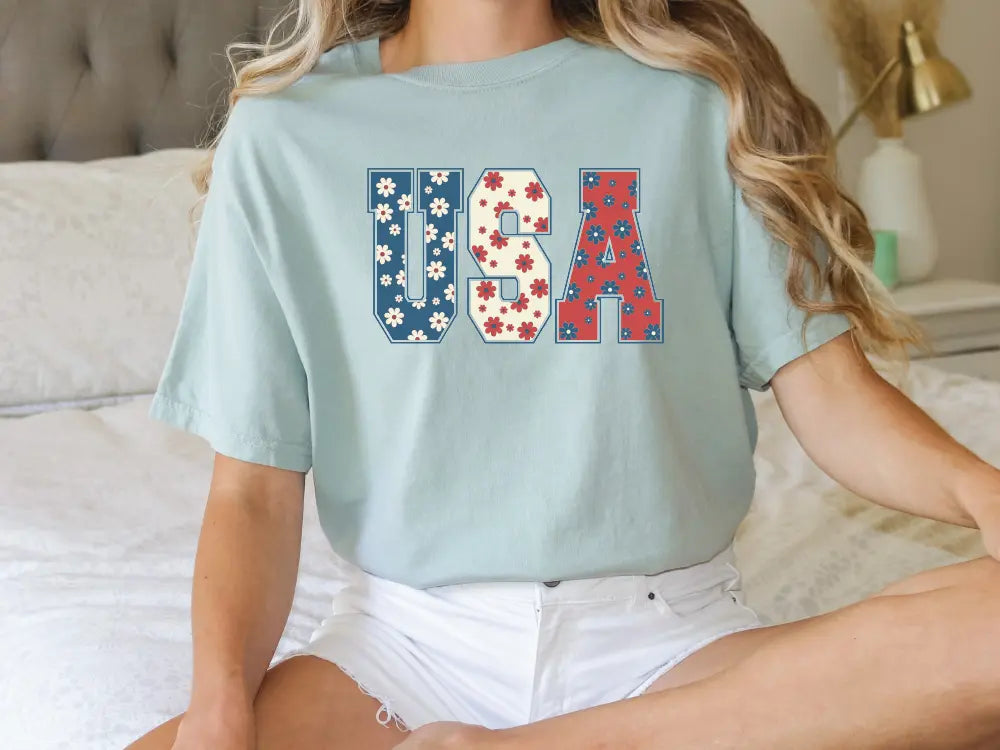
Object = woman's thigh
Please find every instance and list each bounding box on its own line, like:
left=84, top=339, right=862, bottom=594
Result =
left=647, top=555, right=1000, bottom=694
left=126, top=655, right=405, bottom=750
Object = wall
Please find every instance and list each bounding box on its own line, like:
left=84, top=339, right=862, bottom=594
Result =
left=743, top=0, right=1000, bottom=283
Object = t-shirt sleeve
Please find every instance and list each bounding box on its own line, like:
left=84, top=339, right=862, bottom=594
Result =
left=731, top=189, right=852, bottom=392
left=149, top=115, right=312, bottom=471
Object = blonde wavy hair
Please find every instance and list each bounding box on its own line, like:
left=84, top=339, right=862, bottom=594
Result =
left=198, top=0, right=921, bottom=356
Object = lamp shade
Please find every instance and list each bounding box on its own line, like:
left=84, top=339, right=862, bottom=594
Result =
left=898, top=20, right=972, bottom=119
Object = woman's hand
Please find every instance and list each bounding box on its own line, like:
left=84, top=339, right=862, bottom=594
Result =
left=392, top=722, right=498, bottom=750
left=170, top=701, right=255, bottom=750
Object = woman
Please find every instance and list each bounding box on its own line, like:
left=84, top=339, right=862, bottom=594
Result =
left=129, top=0, right=1000, bottom=748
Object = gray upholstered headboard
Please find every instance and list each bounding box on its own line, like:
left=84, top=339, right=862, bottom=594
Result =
left=0, top=0, right=285, bottom=162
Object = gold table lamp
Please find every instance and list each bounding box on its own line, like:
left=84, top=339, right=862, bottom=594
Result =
left=835, top=20, right=972, bottom=143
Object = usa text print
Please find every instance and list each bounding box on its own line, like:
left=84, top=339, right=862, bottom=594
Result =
left=369, top=169, right=463, bottom=343
left=370, top=167, right=661, bottom=344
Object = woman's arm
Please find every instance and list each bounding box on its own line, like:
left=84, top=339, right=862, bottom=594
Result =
left=770, top=332, right=1000, bottom=557
left=175, top=453, right=305, bottom=748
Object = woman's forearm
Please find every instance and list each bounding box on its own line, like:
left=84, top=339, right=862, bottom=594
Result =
left=187, top=457, right=305, bottom=712
left=771, top=333, right=1000, bottom=526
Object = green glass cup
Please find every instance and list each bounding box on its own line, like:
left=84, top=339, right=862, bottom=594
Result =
left=872, top=230, right=899, bottom=290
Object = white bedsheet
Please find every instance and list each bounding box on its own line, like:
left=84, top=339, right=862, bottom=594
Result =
left=0, top=364, right=994, bottom=749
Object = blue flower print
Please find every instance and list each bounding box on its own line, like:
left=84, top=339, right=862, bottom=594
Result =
left=603, top=193, right=616, bottom=207
left=644, top=309, right=652, bottom=317
left=628, top=179, right=638, bottom=197
left=574, top=249, right=590, bottom=268
left=582, top=201, right=599, bottom=221
left=560, top=321, right=579, bottom=340
left=601, top=280, right=621, bottom=295
left=631, top=239, right=642, bottom=256
left=583, top=172, right=601, bottom=189
left=644, top=323, right=661, bottom=341
left=609, top=178, right=617, bottom=187
left=565, top=282, right=582, bottom=302
left=619, top=250, right=627, bottom=260
left=584, top=296, right=598, bottom=311
left=613, top=219, right=632, bottom=239
left=586, top=224, right=606, bottom=245
left=634, top=285, right=646, bottom=299
left=618, top=271, right=627, bottom=281
left=587, top=275, right=595, bottom=284
left=622, top=302, right=635, bottom=316
left=584, top=315, right=594, bottom=325
left=635, top=261, right=649, bottom=280
left=621, top=327, right=633, bottom=340
left=621, top=201, right=631, bottom=210
left=595, top=252, right=611, bottom=269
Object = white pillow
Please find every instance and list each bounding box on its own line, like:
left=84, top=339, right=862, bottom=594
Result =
left=0, top=149, right=204, bottom=414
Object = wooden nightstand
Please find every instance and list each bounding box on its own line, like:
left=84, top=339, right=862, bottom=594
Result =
left=893, top=279, right=1000, bottom=381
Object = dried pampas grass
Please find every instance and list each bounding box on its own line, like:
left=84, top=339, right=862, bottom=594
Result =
left=814, top=0, right=943, bottom=137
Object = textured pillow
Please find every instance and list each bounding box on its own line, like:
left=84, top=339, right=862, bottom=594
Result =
left=0, top=149, right=204, bottom=413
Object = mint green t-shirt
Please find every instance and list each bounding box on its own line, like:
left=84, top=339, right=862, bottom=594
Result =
left=150, top=36, right=849, bottom=588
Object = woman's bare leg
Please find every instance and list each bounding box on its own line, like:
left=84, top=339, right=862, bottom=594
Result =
left=126, top=655, right=406, bottom=750
left=499, top=555, right=1000, bottom=749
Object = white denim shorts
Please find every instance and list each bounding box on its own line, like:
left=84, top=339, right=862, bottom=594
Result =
left=298, top=544, right=761, bottom=731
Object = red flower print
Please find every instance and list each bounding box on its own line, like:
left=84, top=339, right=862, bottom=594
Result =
left=484, top=316, right=503, bottom=336
left=515, top=253, right=534, bottom=273
left=493, top=200, right=512, bottom=218
left=479, top=304, right=487, bottom=313
left=522, top=241, right=531, bottom=249
left=524, top=181, right=544, bottom=202
left=533, top=216, right=549, bottom=232
left=484, top=171, right=504, bottom=191
left=506, top=323, right=515, bottom=332
left=489, top=229, right=509, bottom=249
left=522, top=215, right=532, bottom=224
left=508, top=188, right=517, bottom=198
left=479, top=198, right=488, bottom=207
left=478, top=225, right=487, bottom=235
left=489, top=260, right=498, bottom=268
left=477, top=280, right=497, bottom=300
left=472, top=245, right=488, bottom=262
left=511, top=293, right=530, bottom=313
left=500, top=306, right=509, bottom=315
left=518, top=321, right=538, bottom=341
left=533, top=309, right=543, bottom=319
left=530, top=278, right=549, bottom=298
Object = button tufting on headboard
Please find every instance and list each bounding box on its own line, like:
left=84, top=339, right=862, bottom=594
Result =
left=0, top=0, right=286, bottom=162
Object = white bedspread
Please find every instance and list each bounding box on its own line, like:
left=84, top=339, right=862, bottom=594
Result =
left=0, top=364, right=994, bottom=749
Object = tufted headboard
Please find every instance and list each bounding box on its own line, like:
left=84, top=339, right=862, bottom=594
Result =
left=0, top=0, right=285, bottom=162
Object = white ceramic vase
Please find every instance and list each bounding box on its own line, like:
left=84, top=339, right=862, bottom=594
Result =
left=856, top=138, right=939, bottom=284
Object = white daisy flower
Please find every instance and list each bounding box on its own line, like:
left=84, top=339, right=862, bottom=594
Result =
left=384, top=307, right=404, bottom=327
left=395, top=269, right=406, bottom=286
left=389, top=224, right=401, bottom=236
left=397, top=194, right=412, bottom=211
left=444, top=283, right=456, bottom=302
left=395, top=294, right=403, bottom=303
left=411, top=299, right=426, bottom=309
left=429, top=311, right=450, bottom=332
left=401, top=254, right=406, bottom=262
left=431, top=297, right=441, bottom=306
left=430, top=171, right=450, bottom=185
left=375, top=203, right=393, bottom=223
left=426, top=261, right=446, bottom=281
left=433, top=248, right=441, bottom=256
left=408, top=329, right=427, bottom=342
left=424, top=224, right=438, bottom=243
left=424, top=186, right=433, bottom=194
left=379, top=274, right=392, bottom=286
left=376, top=177, right=396, bottom=197
left=440, top=231, right=456, bottom=251
left=375, top=244, right=392, bottom=264
left=429, top=197, right=450, bottom=217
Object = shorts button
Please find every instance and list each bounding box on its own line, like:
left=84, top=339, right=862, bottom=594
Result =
left=543, top=580, right=561, bottom=588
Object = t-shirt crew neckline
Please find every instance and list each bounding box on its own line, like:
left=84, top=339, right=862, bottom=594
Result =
left=352, top=35, right=585, bottom=87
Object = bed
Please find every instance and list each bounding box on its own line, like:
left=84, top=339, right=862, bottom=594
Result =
left=0, top=2, right=995, bottom=748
